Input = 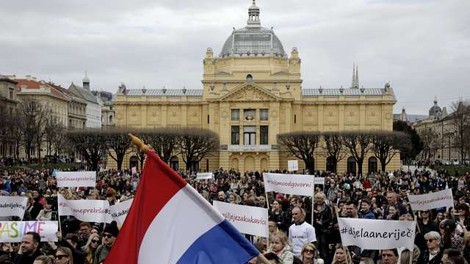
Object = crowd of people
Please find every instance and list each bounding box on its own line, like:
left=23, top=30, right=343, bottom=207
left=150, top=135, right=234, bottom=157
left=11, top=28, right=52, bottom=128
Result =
left=0, top=165, right=469, bottom=264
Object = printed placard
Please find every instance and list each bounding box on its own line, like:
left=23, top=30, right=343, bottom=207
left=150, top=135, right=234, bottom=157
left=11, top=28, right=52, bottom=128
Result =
left=287, top=160, right=298, bottom=172
left=213, top=201, right=268, bottom=237
left=263, top=173, right=314, bottom=196
left=0, top=221, right=59, bottom=242
left=56, top=171, right=96, bottom=188
left=0, top=196, right=28, bottom=219
left=338, top=218, right=416, bottom=250
left=196, top=172, right=214, bottom=180
left=408, top=188, right=454, bottom=211
left=110, top=199, right=133, bottom=228
left=58, top=194, right=111, bottom=223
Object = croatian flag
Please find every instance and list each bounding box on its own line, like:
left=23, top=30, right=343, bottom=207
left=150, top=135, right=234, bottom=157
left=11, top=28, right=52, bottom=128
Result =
left=105, top=151, right=259, bottom=264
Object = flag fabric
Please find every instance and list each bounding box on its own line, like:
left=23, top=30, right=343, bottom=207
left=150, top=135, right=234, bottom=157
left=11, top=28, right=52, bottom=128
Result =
left=105, top=151, right=259, bottom=264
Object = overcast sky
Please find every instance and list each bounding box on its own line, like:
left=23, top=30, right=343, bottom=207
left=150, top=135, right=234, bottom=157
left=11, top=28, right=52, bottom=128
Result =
left=1, top=0, right=469, bottom=115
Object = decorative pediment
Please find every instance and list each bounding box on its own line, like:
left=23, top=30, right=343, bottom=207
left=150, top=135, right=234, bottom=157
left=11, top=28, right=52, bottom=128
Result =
left=218, top=83, right=281, bottom=102
left=272, top=70, right=289, bottom=76
left=215, top=71, right=231, bottom=76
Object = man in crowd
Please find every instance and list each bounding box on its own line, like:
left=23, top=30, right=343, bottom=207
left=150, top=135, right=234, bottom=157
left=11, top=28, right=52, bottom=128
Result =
left=381, top=249, right=399, bottom=264
left=14, top=232, right=41, bottom=264
left=288, top=206, right=316, bottom=258
left=94, top=221, right=119, bottom=264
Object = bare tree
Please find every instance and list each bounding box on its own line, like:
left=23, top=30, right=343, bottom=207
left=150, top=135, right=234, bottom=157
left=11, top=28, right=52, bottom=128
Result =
left=341, top=131, right=373, bottom=176
left=321, top=132, right=347, bottom=173
left=418, top=128, right=437, bottom=162
left=138, top=127, right=180, bottom=163
left=450, top=101, right=470, bottom=163
left=44, top=116, right=66, bottom=156
left=103, top=127, right=133, bottom=170
left=371, top=131, right=410, bottom=172
left=18, top=99, right=50, bottom=162
left=67, top=129, right=108, bottom=171
left=176, top=128, right=219, bottom=172
left=277, top=131, right=320, bottom=173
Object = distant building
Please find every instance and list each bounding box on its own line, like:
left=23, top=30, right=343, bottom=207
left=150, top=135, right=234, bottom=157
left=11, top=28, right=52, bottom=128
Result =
left=113, top=1, right=399, bottom=173
left=393, top=107, right=427, bottom=123
left=68, top=74, right=101, bottom=128
left=0, top=75, right=19, bottom=159
left=92, top=90, right=115, bottom=127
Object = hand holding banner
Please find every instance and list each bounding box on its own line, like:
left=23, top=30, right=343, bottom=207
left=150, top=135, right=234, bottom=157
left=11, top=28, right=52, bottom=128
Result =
left=338, top=218, right=416, bottom=250
left=58, top=194, right=111, bottom=223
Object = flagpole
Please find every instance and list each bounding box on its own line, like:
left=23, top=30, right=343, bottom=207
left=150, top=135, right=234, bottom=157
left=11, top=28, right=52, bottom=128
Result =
left=129, top=133, right=150, bottom=154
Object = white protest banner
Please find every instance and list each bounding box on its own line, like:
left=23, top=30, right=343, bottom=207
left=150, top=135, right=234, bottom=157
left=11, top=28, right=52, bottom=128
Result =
left=213, top=201, right=268, bottom=237
left=0, top=196, right=28, bottom=219
left=0, top=221, right=59, bottom=242
left=196, top=172, right=214, bottom=180
left=408, top=188, right=454, bottom=211
left=110, top=199, right=133, bottom=227
left=314, top=177, right=325, bottom=185
left=263, top=173, right=314, bottom=196
left=338, top=218, right=416, bottom=250
left=58, top=194, right=111, bottom=223
left=56, top=171, right=96, bottom=188
left=287, top=160, right=298, bottom=172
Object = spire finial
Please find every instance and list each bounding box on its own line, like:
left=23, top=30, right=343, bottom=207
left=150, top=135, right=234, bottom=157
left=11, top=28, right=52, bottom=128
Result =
left=355, top=64, right=359, bottom=88
left=247, top=0, right=261, bottom=28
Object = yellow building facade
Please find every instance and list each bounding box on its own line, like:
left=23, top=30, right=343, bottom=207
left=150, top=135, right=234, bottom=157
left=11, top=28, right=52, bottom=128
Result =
left=113, top=2, right=399, bottom=173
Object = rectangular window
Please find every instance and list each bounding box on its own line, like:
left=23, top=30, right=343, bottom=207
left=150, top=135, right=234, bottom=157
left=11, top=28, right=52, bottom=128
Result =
left=260, top=109, right=268, bottom=121
left=231, top=109, right=240, bottom=121
left=9, top=89, right=14, bottom=99
left=244, top=126, right=256, bottom=145
left=231, top=126, right=240, bottom=145
left=260, top=126, right=268, bottom=145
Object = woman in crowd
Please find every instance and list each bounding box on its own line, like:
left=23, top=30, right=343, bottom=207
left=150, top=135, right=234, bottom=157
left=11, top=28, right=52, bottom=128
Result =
left=33, top=255, right=54, bottom=264
left=269, top=232, right=294, bottom=264
left=82, top=233, right=100, bottom=264
left=300, top=243, right=324, bottom=264
left=269, top=200, right=289, bottom=233
left=418, top=231, right=443, bottom=264
left=439, top=219, right=463, bottom=250
left=386, top=205, right=399, bottom=220
left=331, top=245, right=353, bottom=264
left=54, top=247, right=74, bottom=264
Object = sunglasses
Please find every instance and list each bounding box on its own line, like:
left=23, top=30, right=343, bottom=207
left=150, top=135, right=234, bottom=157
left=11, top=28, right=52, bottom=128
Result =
left=103, top=233, right=114, bottom=238
left=92, top=240, right=100, bottom=243
left=427, top=239, right=435, bottom=243
left=303, top=249, right=315, bottom=254
left=55, top=255, right=68, bottom=260
left=11, top=243, right=19, bottom=246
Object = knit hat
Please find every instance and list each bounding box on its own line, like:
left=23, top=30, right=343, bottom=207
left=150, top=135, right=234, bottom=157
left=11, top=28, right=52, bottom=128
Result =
left=103, top=221, right=119, bottom=237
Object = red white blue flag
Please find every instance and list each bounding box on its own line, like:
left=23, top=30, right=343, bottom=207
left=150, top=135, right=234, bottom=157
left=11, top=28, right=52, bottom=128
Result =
left=105, top=151, right=259, bottom=264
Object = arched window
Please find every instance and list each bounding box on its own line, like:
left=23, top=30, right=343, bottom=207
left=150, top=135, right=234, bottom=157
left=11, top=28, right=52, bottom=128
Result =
left=246, top=74, right=253, bottom=82
left=326, top=156, right=337, bottom=173
left=347, top=157, right=356, bottom=175
left=170, top=156, right=179, bottom=171
left=368, top=157, right=378, bottom=174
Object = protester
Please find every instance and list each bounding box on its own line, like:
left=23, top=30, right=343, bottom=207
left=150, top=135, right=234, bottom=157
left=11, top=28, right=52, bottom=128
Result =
left=300, top=243, right=323, bottom=264
left=331, top=245, right=352, bottom=264
left=93, top=221, right=118, bottom=264
left=54, top=247, right=73, bottom=264
left=14, top=232, right=42, bottom=264
left=268, top=232, right=294, bottom=264
left=381, top=249, right=399, bottom=264
left=418, top=231, right=443, bottom=264
left=288, top=207, right=316, bottom=258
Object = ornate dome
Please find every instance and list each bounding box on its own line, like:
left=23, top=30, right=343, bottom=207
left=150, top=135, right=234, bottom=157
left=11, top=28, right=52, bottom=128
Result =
left=219, top=1, right=286, bottom=57
left=429, top=99, right=442, bottom=118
